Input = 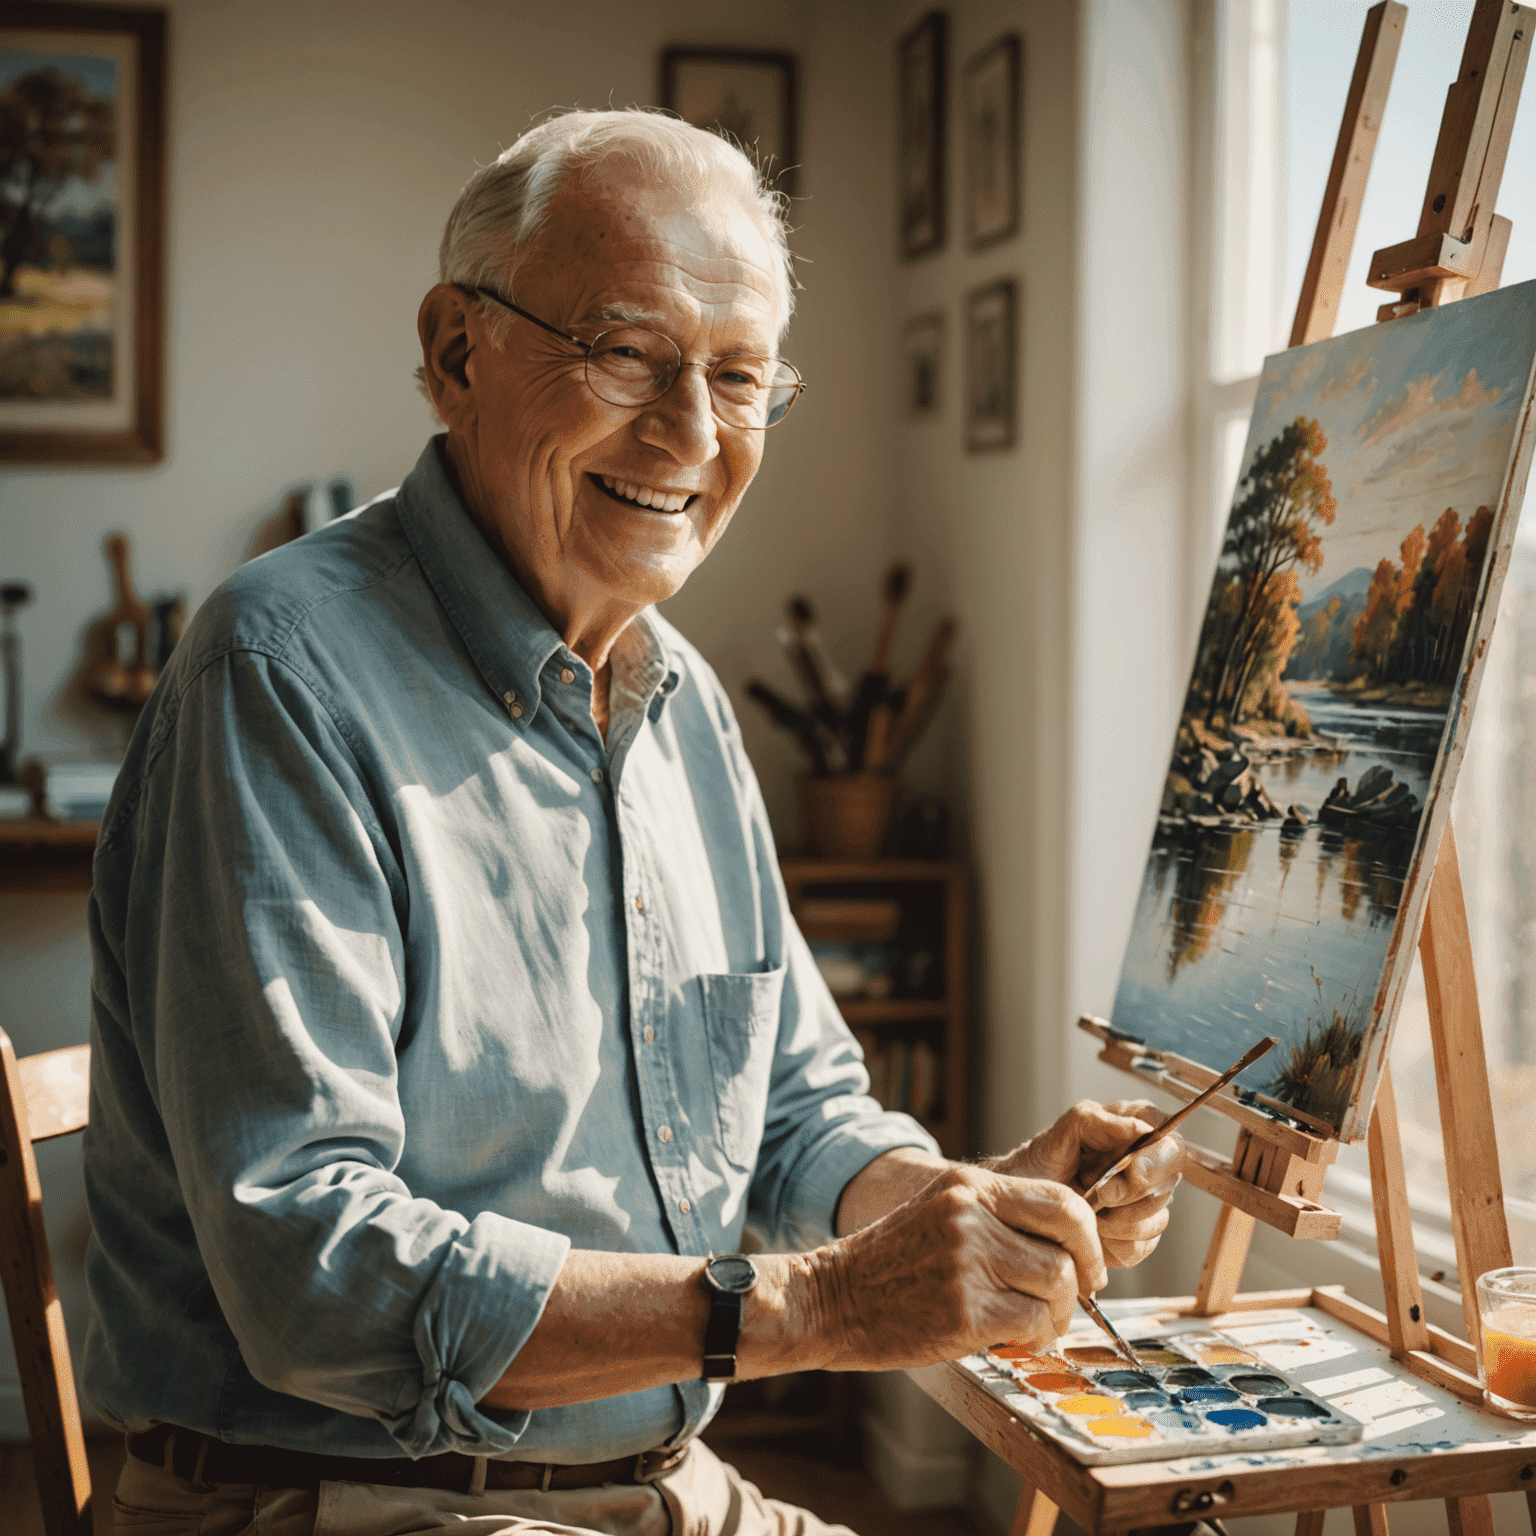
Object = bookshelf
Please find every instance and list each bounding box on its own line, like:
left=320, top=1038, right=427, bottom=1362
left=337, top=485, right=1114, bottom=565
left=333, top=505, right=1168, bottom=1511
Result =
left=780, top=858, right=968, bottom=1158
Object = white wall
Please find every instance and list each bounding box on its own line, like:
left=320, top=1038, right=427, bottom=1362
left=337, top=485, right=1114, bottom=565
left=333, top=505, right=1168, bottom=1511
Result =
left=0, top=0, right=902, bottom=1438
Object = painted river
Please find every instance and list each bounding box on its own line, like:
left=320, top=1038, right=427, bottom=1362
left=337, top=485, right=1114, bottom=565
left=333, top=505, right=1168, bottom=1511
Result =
left=1111, top=690, right=1448, bottom=1112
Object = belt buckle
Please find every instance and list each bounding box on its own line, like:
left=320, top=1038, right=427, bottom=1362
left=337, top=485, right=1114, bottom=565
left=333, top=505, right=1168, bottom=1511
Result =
left=634, top=1443, right=687, bottom=1483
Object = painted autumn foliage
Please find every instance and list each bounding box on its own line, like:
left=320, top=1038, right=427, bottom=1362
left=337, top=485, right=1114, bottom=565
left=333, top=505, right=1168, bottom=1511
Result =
left=1349, top=505, right=1494, bottom=685
left=1188, top=416, right=1336, bottom=728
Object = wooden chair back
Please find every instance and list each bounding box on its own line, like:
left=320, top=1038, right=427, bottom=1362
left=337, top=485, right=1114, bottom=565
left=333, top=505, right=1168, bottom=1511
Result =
left=0, top=1031, right=94, bottom=1536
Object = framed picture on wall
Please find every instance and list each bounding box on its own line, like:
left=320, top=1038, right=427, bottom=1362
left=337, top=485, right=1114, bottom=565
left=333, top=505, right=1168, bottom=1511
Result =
left=962, top=33, right=1021, bottom=248
left=964, top=278, right=1016, bottom=452
left=897, top=11, right=946, bottom=259
left=0, top=2, right=166, bottom=463
left=661, top=47, right=798, bottom=197
left=902, top=311, right=944, bottom=417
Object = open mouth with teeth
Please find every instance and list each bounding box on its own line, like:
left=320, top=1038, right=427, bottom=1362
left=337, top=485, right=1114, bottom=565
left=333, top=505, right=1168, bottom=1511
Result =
left=590, top=473, right=698, bottom=513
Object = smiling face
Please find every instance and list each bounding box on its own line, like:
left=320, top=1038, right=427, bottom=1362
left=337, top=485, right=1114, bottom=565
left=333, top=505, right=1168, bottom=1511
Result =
left=420, top=160, right=784, bottom=652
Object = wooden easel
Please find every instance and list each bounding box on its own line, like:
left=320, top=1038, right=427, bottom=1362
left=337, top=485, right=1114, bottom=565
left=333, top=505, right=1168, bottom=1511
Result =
left=906, top=4, right=1536, bottom=1532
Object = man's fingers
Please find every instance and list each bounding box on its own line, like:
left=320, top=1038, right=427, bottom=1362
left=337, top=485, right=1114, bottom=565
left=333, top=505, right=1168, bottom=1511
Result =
left=982, top=1172, right=1107, bottom=1294
left=1098, top=1195, right=1172, bottom=1245
left=1093, top=1137, right=1185, bottom=1208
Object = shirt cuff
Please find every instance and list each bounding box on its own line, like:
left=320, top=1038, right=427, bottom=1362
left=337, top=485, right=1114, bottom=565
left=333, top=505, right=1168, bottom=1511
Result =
left=774, top=1102, right=941, bottom=1249
left=380, top=1212, right=571, bottom=1458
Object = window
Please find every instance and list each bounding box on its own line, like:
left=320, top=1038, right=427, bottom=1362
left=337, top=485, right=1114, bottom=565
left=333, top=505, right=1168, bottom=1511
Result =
left=1195, top=0, right=1536, bottom=1272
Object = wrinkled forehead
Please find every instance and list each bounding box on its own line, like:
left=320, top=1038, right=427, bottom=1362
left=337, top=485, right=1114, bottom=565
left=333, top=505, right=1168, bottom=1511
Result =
left=529, top=164, right=788, bottom=341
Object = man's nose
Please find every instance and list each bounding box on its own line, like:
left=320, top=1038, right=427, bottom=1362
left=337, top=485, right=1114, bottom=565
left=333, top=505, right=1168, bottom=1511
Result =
left=637, top=365, right=720, bottom=464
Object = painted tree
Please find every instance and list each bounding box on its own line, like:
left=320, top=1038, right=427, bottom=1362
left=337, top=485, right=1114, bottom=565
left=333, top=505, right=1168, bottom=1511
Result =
left=1351, top=559, right=1402, bottom=681
left=1203, top=417, right=1336, bottom=723
left=0, top=67, right=114, bottom=298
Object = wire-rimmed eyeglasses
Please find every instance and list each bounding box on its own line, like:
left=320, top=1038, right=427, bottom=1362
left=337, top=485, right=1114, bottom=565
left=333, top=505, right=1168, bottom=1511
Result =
left=465, top=286, right=805, bottom=431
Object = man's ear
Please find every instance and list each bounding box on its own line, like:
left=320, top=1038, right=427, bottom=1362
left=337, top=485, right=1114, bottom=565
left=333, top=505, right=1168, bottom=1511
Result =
left=417, top=284, right=478, bottom=428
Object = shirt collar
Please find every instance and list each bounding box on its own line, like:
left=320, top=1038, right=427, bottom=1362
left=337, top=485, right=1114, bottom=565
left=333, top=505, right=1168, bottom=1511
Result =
left=394, top=437, right=680, bottom=730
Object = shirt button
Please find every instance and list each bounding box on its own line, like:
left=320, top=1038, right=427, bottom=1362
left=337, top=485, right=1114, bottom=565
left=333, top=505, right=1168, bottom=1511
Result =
left=510, top=704, right=524, bottom=719
left=643, top=1025, right=655, bottom=1043
left=591, top=767, right=604, bottom=784
left=679, top=1197, right=692, bottom=1214
left=561, top=668, right=575, bottom=684
left=634, top=896, right=645, bottom=912
left=658, top=1125, right=672, bottom=1143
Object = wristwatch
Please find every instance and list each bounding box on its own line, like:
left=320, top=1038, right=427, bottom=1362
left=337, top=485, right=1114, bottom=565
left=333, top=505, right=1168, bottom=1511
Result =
left=699, top=1252, right=758, bottom=1382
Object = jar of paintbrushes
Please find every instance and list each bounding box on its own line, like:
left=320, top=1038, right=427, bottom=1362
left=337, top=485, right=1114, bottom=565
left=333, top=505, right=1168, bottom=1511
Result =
left=746, top=563, right=956, bottom=860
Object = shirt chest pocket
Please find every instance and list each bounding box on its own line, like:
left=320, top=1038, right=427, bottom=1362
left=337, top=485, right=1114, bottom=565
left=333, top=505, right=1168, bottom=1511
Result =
left=698, top=965, right=786, bottom=1171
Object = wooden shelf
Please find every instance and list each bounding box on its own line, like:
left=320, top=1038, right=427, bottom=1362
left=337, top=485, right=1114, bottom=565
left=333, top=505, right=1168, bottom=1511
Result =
left=0, top=818, right=99, bottom=894
left=832, top=999, right=948, bottom=1025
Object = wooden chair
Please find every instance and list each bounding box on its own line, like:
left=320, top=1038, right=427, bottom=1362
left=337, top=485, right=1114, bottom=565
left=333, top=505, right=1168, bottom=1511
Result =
left=0, top=1029, right=95, bottom=1536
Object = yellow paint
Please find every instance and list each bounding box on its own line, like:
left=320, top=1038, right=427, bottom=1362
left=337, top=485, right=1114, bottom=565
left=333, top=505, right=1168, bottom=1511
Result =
left=1195, top=1345, right=1257, bottom=1365
left=1087, top=1415, right=1153, bottom=1437
left=1054, top=1393, right=1124, bottom=1416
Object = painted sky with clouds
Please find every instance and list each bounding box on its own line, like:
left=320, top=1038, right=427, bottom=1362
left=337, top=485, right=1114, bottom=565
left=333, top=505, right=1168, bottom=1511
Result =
left=1241, top=280, right=1536, bottom=601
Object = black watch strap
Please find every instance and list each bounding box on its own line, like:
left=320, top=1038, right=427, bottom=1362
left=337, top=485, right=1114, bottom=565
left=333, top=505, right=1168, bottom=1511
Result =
left=702, top=1288, right=743, bottom=1382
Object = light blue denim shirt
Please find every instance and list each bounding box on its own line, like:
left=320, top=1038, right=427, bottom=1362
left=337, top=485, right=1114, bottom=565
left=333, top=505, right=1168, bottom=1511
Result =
left=82, top=438, right=937, bottom=1463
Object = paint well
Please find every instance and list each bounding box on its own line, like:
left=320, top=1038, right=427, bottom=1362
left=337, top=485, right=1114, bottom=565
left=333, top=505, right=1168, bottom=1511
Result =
left=1094, top=1370, right=1157, bottom=1391
left=1087, top=1415, right=1153, bottom=1437
left=1178, top=1385, right=1240, bottom=1404
left=1064, top=1346, right=1123, bottom=1366
left=1164, top=1367, right=1215, bottom=1387
left=1206, top=1406, right=1267, bottom=1431
left=1256, top=1396, right=1332, bottom=1420
left=1228, top=1373, right=1290, bottom=1396
left=1122, top=1390, right=1170, bottom=1409
left=1195, top=1345, right=1258, bottom=1365
left=1150, top=1408, right=1201, bottom=1430
left=989, top=1346, right=1059, bottom=1366
left=1054, top=1393, right=1124, bottom=1416
left=1024, top=1372, right=1092, bottom=1392
left=1131, top=1348, right=1187, bottom=1366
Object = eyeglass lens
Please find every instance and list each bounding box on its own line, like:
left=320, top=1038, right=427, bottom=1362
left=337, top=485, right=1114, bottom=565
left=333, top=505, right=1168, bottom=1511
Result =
left=584, top=327, right=801, bottom=429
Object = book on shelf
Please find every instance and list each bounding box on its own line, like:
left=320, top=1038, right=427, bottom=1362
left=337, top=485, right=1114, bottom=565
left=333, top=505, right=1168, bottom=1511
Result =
left=851, top=1032, right=939, bottom=1122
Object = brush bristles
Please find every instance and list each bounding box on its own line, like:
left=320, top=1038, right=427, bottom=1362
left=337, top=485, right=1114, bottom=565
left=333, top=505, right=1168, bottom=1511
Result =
left=886, top=563, right=912, bottom=604
left=789, top=595, right=815, bottom=625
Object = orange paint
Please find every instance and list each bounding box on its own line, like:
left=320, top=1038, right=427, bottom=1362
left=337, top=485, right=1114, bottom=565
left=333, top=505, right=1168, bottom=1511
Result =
left=1087, top=1415, right=1153, bottom=1437
left=1054, top=1393, right=1124, bottom=1416
left=989, top=1346, right=1060, bottom=1367
left=1024, top=1372, right=1092, bottom=1392
left=1483, top=1305, right=1536, bottom=1407
left=1194, top=1344, right=1257, bottom=1365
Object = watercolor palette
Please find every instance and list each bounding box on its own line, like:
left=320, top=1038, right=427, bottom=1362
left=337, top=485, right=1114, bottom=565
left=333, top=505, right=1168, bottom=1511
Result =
left=960, top=1315, right=1365, bottom=1466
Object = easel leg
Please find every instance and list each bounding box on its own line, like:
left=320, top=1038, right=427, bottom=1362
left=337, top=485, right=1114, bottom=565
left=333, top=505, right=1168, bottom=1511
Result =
left=1365, top=1064, right=1429, bottom=1355
left=1194, top=1202, right=1255, bottom=1315
left=1009, top=1485, right=1057, bottom=1536
left=1445, top=1493, right=1496, bottom=1536
left=1353, top=1504, right=1391, bottom=1534
left=1294, top=1512, right=1326, bottom=1536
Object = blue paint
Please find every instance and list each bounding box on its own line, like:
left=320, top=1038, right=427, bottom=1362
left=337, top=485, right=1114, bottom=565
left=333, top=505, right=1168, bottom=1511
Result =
left=1123, top=1390, right=1170, bottom=1409
left=1095, top=1370, right=1157, bottom=1391
left=1165, top=1366, right=1215, bottom=1386
left=1256, top=1396, right=1331, bottom=1420
left=1207, top=1407, right=1267, bottom=1431
left=1150, top=1409, right=1201, bottom=1431
left=1179, top=1386, right=1240, bottom=1404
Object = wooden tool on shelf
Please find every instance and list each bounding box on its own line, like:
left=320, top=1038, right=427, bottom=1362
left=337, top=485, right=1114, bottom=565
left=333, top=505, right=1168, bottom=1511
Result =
left=83, top=533, right=157, bottom=712
left=908, top=5, right=1536, bottom=1532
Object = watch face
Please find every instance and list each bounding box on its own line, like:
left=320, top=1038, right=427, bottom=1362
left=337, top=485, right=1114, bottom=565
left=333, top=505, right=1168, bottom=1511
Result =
left=706, top=1254, right=758, bottom=1294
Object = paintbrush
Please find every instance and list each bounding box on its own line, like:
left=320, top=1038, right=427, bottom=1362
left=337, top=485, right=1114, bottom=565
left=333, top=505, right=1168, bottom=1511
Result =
left=746, top=679, right=831, bottom=774
left=848, top=563, right=912, bottom=767
left=884, top=618, right=956, bottom=769
left=1080, top=1035, right=1279, bottom=1211
left=1077, top=1292, right=1142, bottom=1371
left=786, top=595, right=850, bottom=709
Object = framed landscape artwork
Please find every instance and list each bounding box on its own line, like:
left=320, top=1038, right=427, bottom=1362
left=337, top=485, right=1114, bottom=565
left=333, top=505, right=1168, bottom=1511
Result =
left=962, top=33, right=1020, bottom=249
left=0, top=2, right=165, bottom=463
left=661, top=47, right=797, bottom=198
left=964, top=278, right=1015, bottom=452
left=1110, top=280, right=1536, bottom=1142
left=897, top=11, right=945, bottom=259
left=902, top=311, right=943, bottom=417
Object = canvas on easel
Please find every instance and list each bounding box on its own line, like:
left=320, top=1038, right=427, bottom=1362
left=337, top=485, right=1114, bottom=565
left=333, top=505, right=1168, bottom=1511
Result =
left=1105, top=280, right=1536, bottom=1143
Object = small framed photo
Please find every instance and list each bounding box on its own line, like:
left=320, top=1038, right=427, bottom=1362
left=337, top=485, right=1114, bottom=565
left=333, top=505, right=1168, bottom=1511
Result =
left=963, top=34, right=1021, bottom=248
left=902, top=312, right=944, bottom=417
left=0, top=2, right=166, bottom=463
left=964, top=279, right=1017, bottom=453
left=897, top=12, right=946, bottom=259
left=661, top=48, right=798, bottom=197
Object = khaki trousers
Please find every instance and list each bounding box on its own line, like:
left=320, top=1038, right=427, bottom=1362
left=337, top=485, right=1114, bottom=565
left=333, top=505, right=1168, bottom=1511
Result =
left=110, top=1437, right=858, bottom=1536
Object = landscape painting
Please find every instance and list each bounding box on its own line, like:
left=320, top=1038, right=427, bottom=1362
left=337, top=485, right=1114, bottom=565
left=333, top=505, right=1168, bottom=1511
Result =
left=1111, top=281, right=1536, bottom=1141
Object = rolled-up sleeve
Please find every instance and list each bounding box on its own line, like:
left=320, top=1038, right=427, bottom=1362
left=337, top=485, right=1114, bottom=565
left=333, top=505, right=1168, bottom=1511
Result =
left=102, top=648, right=567, bottom=1456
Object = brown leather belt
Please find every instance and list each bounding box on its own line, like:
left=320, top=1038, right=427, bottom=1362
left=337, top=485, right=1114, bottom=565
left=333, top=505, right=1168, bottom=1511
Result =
left=126, top=1423, right=688, bottom=1494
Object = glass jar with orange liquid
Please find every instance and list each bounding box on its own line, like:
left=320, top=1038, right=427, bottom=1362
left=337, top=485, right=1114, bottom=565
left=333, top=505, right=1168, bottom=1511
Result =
left=1476, top=1267, right=1536, bottom=1421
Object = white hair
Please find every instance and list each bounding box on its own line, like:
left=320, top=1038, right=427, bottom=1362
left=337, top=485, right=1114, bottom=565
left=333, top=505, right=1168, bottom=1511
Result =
left=436, top=108, right=796, bottom=345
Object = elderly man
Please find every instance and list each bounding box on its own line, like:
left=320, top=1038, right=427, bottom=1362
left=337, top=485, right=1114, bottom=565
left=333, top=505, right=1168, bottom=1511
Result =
left=84, top=110, right=1181, bottom=1536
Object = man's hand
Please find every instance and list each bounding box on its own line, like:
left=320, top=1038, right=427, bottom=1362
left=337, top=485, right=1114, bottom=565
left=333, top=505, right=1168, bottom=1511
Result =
left=812, top=1164, right=1106, bottom=1370
left=989, top=1099, right=1183, bottom=1268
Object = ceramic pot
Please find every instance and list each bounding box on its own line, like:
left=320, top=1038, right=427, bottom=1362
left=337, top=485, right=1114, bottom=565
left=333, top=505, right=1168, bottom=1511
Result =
left=798, top=773, right=901, bottom=860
